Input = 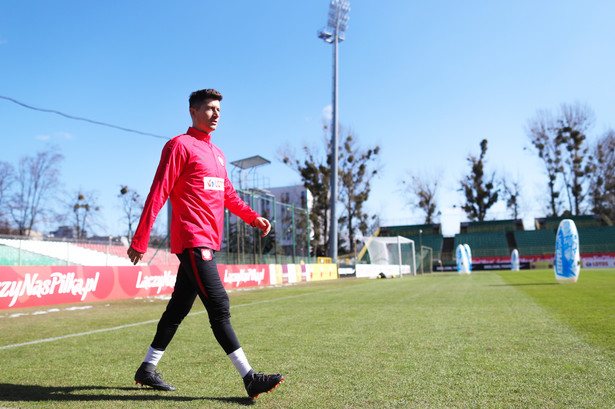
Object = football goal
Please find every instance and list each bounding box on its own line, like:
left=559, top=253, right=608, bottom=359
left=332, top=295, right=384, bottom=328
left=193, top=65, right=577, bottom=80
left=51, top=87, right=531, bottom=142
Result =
left=356, top=236, right=416, bottom=278
left=418, top=245, right=433, bottom=274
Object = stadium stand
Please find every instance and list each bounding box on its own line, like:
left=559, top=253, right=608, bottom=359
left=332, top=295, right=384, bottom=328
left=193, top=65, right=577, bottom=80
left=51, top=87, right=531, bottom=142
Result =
left=2, top=215, right=613, bottom=267
left=378, top=224, right=443, bottom=260
left=0, top=238, right=133, bottom=266
left=513, top=230, right=556, bottom=256
left=0, top=237, right=180, bottom=267
left=535, top=215, right=605, bottom=229
left=74, top=243, right=127, bottom=258
left=454, top=231, right=510, bottom=258
left=377, top=217, right=615, bottom=265
left=0, top=244, right=68, bottom=266
left=144, top=246, right=180, bottom=266
left=513, top=225, right=615, bottom=256
left=73, top=242, right=179, bottom=266
left=379, top=224, right=442, bottom=236
left=577, top=226, right=615, bottom=253
left=460, top=219, right=523, bottom=233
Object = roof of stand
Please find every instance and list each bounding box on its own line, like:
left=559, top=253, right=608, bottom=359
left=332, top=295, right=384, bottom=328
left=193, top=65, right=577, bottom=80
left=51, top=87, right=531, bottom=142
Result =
left=230, top=155, right=271, bottom=169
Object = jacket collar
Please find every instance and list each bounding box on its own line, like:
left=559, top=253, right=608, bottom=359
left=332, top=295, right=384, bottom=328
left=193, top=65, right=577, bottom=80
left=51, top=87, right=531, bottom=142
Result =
left=187, top=127, right=212, bottom=143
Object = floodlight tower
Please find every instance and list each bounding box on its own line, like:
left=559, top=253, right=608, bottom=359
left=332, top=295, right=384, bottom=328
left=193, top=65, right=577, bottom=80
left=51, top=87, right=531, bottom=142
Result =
left=318, top=0, right=350, bottom=263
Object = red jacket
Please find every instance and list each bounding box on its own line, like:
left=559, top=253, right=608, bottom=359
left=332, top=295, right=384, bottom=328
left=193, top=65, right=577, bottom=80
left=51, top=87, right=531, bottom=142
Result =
left=131, top=127, right=259, bottom=254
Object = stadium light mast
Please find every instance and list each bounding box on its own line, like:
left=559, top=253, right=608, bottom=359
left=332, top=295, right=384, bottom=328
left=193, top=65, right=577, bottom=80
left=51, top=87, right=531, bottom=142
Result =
left=318, top=0, right=350, bottom=263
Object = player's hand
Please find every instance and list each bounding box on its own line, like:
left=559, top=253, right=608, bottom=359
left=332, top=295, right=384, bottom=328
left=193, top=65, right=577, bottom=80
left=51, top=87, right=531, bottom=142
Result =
left=127, top=246, right=145, bottom=265
left=252, top=217, right=271, bottom=237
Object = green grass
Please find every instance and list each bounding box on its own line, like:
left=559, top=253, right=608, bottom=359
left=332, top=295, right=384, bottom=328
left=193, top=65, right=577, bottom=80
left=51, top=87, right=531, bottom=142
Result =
left=496, top=268, right=615, bottom=356
left=1, top=269, right=614, bottom=408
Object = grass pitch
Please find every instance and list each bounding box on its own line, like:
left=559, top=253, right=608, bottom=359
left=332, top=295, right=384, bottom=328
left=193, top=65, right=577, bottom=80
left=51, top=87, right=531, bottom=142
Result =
left=1, top=268, right=614, bottom=408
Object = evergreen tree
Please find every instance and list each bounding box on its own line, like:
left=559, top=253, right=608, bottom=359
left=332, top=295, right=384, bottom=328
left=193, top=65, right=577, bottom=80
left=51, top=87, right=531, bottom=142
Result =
left=280, top=137, right=331, bottom=257
left=459, top=139, right=498, bottom=221
left=337, top=129, right=380, bottom=255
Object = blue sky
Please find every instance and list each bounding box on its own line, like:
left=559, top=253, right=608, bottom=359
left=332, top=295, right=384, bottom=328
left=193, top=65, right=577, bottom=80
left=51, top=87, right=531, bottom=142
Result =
left=1, top=0, right=614, bottom=238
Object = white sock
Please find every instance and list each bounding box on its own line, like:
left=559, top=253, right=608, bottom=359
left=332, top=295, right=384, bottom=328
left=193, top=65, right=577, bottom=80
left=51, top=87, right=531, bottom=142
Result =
left=143, top=346, right=164, bottom=366
left=228, top=347, right=253, bottom=378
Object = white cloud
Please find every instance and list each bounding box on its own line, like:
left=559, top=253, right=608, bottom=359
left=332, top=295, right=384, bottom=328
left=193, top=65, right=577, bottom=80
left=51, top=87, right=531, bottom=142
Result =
left=322, top=104, right=332, bottom=122
left=35, top=132, right=73, bottom=141
left=56, top=132, right=73, bottom=139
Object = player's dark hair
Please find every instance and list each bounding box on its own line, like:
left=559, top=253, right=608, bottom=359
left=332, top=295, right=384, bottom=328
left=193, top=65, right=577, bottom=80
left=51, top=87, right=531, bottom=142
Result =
left=189, top=89, right=223, bottom=109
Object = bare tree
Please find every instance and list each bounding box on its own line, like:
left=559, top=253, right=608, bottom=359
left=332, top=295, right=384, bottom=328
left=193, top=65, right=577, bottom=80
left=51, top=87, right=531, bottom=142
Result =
left=118, top=185, right=144, bottom=241
left=401, top=171, right=440, bottom=224
left=8, top=148, right=63, bottom=236
left=526, top=110, right=564, bottom=216
left=500, top=175, right=523, bottom=220
left=556, top=102, right=595, bottom=215
left=0, top=161, right=15, bottom=223
left=527, top=102, right=595, bottom=216
left=459, top=139, right=499, bottom=222
left=589, top=129, right=615, bottom=224
left=70, top=190, right=101, bottom=240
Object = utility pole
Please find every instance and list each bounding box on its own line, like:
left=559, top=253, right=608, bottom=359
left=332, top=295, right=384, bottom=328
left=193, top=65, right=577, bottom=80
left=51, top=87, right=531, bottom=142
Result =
left=318, top=0, right=350, bottom=263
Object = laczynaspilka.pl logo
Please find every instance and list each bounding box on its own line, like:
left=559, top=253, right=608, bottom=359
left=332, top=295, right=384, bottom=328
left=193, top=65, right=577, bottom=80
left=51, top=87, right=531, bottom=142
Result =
left=0, top=271, right=100, bottom=307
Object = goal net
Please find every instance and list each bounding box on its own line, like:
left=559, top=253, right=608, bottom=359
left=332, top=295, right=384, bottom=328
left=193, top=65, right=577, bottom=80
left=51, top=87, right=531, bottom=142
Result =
left=356, top=236, right=416, bottom=278
left=418, top=245, right=433, bottom=274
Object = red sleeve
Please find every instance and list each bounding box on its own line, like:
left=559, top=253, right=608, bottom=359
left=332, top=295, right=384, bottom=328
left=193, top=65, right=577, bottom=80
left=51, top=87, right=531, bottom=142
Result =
left=131, top=139, right=186, bottom=253
left=224, top=174, right=259, bottom=225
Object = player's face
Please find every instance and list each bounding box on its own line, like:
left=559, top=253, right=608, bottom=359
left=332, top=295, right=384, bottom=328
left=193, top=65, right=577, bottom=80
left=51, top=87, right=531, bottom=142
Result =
left=190, top=99, right=220, bottom=134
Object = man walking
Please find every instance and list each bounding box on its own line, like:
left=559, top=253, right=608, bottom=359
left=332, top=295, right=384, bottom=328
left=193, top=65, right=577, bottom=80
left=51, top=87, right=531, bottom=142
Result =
left=127, top=88, right=283, bottom=399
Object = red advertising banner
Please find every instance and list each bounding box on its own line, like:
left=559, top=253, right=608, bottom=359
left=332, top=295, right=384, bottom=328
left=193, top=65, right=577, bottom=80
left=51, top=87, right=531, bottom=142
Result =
left=0, top=265, right=178, bottom=310
left=219, top=264, right=271, bottom=289
left=581, top=253, right=615, bottom=268
left=472, top=255, right=554, bottom=264
left=0, top=263, right=338, bottom=310
left=0, top=264, right=274, bottom=310
left=473, top=252, right=615, bottom=268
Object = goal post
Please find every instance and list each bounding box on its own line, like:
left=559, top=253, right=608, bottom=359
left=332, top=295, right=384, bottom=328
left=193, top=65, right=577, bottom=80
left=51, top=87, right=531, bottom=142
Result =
left=356, top=236, right=416, bottom=278
left=418, top=245, right=433, bottom=274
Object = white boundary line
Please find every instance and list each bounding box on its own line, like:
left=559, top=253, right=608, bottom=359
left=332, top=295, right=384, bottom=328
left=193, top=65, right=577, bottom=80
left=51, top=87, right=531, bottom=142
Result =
left=0, top=291, right=323, bottom=350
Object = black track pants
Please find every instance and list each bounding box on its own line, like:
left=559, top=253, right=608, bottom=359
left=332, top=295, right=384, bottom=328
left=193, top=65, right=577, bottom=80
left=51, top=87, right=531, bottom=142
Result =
left=150, top=247, right=241, bottom=354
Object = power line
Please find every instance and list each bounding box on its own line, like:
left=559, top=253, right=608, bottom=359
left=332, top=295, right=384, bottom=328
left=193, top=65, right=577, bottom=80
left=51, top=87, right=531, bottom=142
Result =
left=0, top=95, right=169, bottom=140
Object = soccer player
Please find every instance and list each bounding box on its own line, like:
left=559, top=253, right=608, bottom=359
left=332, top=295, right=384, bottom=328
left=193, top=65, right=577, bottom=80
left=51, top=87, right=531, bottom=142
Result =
left=127, top=88, right=284, bottom=399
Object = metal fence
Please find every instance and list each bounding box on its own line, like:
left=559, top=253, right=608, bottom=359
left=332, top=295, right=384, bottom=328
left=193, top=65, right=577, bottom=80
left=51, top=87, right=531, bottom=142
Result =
left=0, top=189, right=311, bottom=267
left=218, top=189, right=310, bottom=265
left=135, top=189, right=312, bottom=265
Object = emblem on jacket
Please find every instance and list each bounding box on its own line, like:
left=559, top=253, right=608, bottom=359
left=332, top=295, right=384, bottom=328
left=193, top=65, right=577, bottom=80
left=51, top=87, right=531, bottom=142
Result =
left=202, top=248, right=213, bottom=261
left=218, top=156, right=224, bottom=166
